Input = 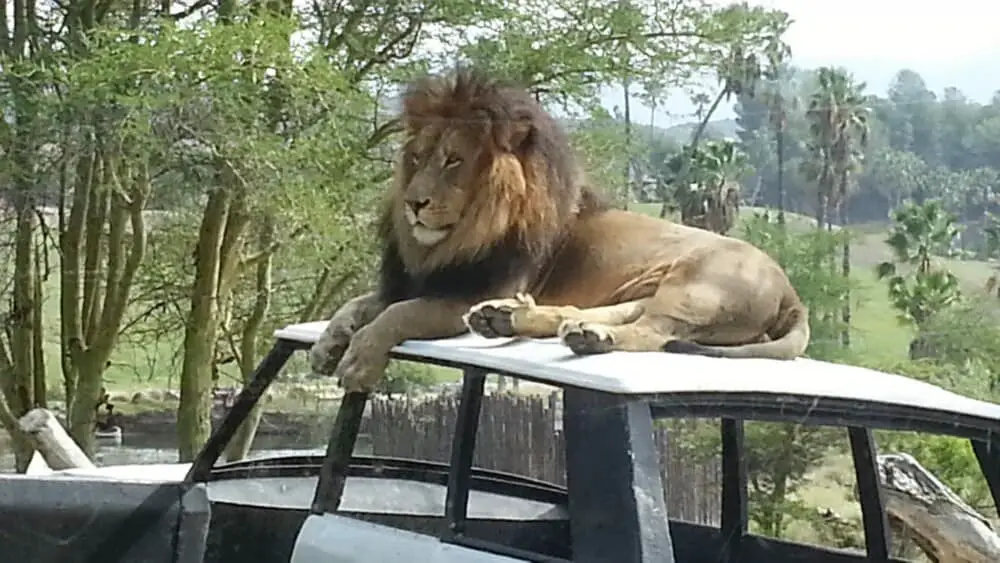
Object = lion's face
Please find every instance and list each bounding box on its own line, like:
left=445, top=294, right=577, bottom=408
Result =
left=396, top=126, right=489, bottom=247
left=381, top=69, right=587, bottom=279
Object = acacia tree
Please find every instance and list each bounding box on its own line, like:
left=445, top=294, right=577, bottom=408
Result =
left=0, top=0, right=61, bottom=469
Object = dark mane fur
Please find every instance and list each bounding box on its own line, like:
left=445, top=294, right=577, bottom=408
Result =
left=377, top=67, right=609, bottom=305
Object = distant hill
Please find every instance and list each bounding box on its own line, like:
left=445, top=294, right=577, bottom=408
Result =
left=558, top=116, right=740, bottom=145
left=660, top=118, right=740, bottom=142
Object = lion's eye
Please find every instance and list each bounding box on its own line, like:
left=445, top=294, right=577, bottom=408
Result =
left=444, top=154, right=463, bottom=168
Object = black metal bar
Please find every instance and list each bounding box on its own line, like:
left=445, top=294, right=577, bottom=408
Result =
left=652, top=399, right=997, bottom=443
left=719, top=418, right=747, bottom=562
left=184, top=340, right=298, bottom=483
left=972, top=438, right=1000, bottom=517
left=848, top=426, right=890, bottom=561
left=311, top=391, right=370, bottom=514
left=563, top=390, right=674, bottom=563
left=444, top=368, right=487, bottom=537
left=388, top=351, right=1000, bottom=443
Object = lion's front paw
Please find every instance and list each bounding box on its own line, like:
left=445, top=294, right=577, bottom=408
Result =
left=558, top=320, right=615, bottom=355
left=309, top=325, right=353, bottom=376
left=463, top=293, right=536, bottom=338
left=333, top=327, right=391, bottom=393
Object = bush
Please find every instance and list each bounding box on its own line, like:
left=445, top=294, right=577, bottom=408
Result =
left=740, top=212, right=856, bottom=361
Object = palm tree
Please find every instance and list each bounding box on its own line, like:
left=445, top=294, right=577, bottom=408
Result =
left=665, top=140, right=748, bottom=235
left=658, top=45, right=761, bottom=219
left=804, top=67, right=870, bottom=347
left=759, top=62, right=796, bottom=226
left=804, top=67, right=870, bottom=229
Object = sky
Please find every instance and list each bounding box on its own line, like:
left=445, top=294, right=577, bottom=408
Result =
left=605, top=0, right=1000, bottom=127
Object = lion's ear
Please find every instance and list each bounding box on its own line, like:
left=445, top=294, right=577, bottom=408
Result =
left=509, top=118, right=535, bottom=150
left=494, top=112, right=535, bottom=153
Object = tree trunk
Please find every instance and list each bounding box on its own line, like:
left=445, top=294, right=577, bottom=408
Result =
left=9, top=173, right=43, bottom=471
left=178, top=157, right=250, bottom=461
left=224, top=216, right=274, bottom=462
left=65, top=150, right=150, bottom=456
left=31, top=245, right=46, bottom=408
left=622, top=78, right=631, bottom=210
left=876, top=453, right=1000, bottom=563
left=840, top=201, right=851, bottom=348
left=177, top=189, right=230, bottom=462
left=59, top=136, right=94, bottom=419
left=776, top=123, right=786, bottom=225
left=0, top=364, right=34, bottom=473
left=762, top=424, right=797, bottom=537
left=816, top=190, right=827, bottom=230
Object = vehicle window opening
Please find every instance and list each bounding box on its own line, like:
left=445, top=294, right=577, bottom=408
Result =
left=185, top=339, right=300, bottom=483
left=848, top=426, right=891, bottom=561
left=444, top=371, right=571, bottom=562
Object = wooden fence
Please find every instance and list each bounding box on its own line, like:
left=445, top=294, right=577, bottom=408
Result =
left=361, top=391, right=723, bottom=525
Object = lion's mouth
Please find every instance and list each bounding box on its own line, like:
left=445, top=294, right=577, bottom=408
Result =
left=411, top=224, right=451, bottom=246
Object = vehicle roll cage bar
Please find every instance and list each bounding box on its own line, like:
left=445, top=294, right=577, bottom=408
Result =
left=184, top=337, right=1000, bottom=563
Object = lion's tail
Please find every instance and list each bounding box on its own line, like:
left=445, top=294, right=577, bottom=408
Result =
left=662, top=301, right=810, bottom=360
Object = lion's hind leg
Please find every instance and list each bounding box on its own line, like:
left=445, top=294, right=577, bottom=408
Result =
left=465, top=296, right=644, bottom=339
left=558, top=317, right=679, bottom=355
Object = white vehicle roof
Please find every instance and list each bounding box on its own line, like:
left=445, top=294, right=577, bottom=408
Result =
left=275, top=321, right=1000, bottom=423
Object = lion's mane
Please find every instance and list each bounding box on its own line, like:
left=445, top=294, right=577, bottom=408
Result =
left=376, top=68, right=606, bottom=305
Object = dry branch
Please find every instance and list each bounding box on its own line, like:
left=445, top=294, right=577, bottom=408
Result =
left=877, top=453, right=1000, bottom=563
left=19, top=408, right=95, bottom=471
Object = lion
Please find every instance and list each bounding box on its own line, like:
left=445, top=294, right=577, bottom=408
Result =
left=310, top=68, right=810, bottom=392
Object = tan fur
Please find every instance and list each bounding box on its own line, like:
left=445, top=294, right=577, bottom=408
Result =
left=311, top=69, right=810, bottom=392
left=465, top=211, right=812, bottom=359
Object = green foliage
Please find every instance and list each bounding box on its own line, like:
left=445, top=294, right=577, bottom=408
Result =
left=662, top=140, right=750, bottom=188
left=802, top=66, right=869, bottom=229
left=740, top=213, right=854, bottom=358
left=876, top=201, right=962, bottom=328
left=745, top=421, right=839, bottom=537
left=379, top=361, right=441, bottom=398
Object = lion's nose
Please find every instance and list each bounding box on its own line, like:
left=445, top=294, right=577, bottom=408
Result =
left=406, top=198, right=431, bottom=214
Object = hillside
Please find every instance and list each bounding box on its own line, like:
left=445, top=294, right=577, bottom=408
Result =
left=659, top=118, right=740, bottom=142
left=558, top=116, right=739, bottom=144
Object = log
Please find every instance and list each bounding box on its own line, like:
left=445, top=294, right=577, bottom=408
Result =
left=877, top=453, right=1000, bottom=563
left=18, top=408, right=95, bottom=471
